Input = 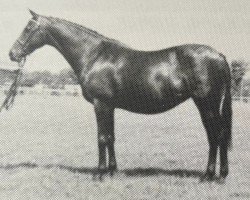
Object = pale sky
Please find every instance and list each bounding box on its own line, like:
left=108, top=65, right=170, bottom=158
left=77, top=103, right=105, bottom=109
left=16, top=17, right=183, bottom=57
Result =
left=0, top=0, right=249, bottom=74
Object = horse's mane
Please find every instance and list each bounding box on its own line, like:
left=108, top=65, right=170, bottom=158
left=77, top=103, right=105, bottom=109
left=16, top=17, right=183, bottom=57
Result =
left=47, top=16, right=127, bottom=47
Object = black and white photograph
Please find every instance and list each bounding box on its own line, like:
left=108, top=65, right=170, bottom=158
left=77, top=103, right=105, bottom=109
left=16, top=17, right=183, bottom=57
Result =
left=0, top=0, right=249, bottom=199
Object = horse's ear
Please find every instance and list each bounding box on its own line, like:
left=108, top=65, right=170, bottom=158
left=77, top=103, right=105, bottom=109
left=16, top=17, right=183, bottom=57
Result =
left=29, top=9, right=39, bottom=20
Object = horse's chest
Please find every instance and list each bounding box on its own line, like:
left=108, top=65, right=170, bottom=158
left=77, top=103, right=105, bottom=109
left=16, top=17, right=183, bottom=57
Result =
left=82, top=68, right=116, bottom=101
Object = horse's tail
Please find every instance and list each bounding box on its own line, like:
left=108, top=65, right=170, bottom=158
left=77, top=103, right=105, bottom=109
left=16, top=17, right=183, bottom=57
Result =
left=220, top=83, right=232, bottom=149
left=220, top=59, right=233, bottom=149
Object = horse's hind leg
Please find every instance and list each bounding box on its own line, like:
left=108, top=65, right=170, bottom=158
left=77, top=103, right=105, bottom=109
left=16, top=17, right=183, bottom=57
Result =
left=94, top=99, right=117, bottom=179
left=218, top=139, right=228, bottom=183
left=218, top=87, right=232, bottom=183
left=194, top=98, right=221, bottom=181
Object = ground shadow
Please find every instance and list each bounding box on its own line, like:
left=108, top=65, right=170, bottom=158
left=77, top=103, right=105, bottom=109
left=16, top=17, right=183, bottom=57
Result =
left=0, top=162, right=204, bottom=179
left=0, top=162, right=38, bottom=169
left=123, top=167, right=203, bottom=178
left=0, top=162, right=99, bottom=174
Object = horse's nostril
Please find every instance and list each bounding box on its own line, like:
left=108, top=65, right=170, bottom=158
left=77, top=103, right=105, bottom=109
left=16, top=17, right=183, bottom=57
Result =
left=9, top=51, right=16, bottom=61
left=9, top=51, right=13, bottom=58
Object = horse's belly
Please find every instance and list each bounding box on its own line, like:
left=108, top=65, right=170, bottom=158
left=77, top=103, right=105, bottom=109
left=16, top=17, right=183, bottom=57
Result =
left=115, top=90, right=189, bottom=114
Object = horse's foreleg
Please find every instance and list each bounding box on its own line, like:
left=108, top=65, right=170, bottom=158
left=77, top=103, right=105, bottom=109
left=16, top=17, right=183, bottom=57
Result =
left=94, top=99, right=116, bottom=178
left=108, top=140, right=117, bottom=175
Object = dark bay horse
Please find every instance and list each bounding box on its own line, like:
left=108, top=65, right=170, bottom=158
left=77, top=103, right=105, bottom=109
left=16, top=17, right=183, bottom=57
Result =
left=9, top=10, right=232, bottom=182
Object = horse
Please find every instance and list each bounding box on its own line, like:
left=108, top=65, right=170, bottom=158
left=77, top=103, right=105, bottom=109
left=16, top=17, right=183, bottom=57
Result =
left=9, top=10, right=232, bottom=182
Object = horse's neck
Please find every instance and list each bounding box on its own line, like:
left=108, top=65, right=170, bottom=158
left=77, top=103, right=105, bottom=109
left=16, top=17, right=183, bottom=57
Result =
left=46, top=22, right=102, bottom=73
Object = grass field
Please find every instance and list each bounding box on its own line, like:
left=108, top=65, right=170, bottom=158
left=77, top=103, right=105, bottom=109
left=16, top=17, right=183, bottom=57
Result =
left=0, top=95, right=249, bottom=199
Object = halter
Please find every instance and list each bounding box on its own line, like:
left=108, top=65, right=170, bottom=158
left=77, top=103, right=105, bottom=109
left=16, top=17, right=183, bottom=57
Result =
left=0, top=64, right=24, bottom=112
left=16, top=19, right=41, bottom=60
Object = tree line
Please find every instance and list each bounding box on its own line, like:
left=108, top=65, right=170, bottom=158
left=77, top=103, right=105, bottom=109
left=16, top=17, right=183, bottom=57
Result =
left=0, top=68, right=78, bottom=89
left=231, top=59, right=249, bottom=97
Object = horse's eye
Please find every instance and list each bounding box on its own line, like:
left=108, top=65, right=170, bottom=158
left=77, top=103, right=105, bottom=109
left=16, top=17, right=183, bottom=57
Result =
left=26, top=26, right=31, bottom=31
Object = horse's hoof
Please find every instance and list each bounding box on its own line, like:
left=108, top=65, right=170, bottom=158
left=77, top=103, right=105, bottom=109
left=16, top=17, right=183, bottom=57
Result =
left=109, top=167, right=118, bottom=177
left=92, top=167, right=108, bottom=181
left=92, top=171, right=103, bottom=181
left=200, top=173, right=215, bottom=182
left=216, top=176, right=226, bottom=184
left=98, top=174, right=104, bottom=181
left=109, top=164, right=117, bottom=171
left=92, top=172, right=99, bottom=181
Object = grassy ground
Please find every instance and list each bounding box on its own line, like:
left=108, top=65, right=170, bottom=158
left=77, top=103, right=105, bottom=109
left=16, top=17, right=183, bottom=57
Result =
left=0, top=95, right=249, bottom=199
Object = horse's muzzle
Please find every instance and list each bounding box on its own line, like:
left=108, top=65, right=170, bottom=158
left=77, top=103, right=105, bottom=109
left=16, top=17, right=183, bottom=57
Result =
left=9, top=51, right=15, bottom=61
left=9, top=50, right=22, bottom=62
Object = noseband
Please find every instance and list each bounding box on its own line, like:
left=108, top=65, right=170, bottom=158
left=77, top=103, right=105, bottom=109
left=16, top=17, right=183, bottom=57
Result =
left=16, top=19, right=42, bottom=60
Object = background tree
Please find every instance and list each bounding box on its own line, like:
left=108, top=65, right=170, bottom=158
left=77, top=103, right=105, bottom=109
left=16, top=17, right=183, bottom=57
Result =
left=58, top=69, right=78, bottom=85
left=19, top=69, right=78, bottom=88
left=231, top=59, right=249, bottom=96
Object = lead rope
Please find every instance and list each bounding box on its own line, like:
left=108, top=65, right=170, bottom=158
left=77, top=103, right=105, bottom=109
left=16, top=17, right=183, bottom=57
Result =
left=0, top=58, right=26, bottom=112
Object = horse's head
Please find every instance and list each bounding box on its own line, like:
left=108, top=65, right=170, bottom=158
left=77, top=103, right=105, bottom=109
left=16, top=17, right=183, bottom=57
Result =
left=9, top=10, right=46, bottom=63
